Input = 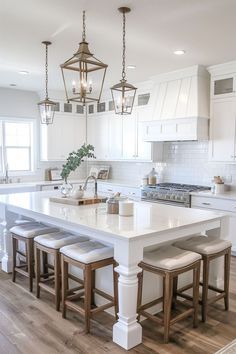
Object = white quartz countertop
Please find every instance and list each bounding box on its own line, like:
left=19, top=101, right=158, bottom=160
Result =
left=0, top=191, right=224, bottom=241
left=191, top=190, right=236, bottom=201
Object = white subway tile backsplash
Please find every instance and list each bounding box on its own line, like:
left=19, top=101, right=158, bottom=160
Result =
left=85, top=141, right=236, bottom=189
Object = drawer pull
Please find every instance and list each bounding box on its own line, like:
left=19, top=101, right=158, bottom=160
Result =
left=202, top=202, right=211, bottom=206
left=107, top=189, right=113, bottom=192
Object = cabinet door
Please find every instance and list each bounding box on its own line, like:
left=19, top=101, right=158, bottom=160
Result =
left=122, top=111, right=137, bottom=159
left=108, top=114, right=123, bottom=159
left=41, top=114, right=86, bottom=161
left=87, top=114, right=109, bottom=160
left=211, top=74, right=236, bottom=99
left=136, top=110, right=152, bottom=160
left=209, top=99, right=236, bottom=161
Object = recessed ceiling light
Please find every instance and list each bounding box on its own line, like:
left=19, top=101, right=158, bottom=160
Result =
left=174, top=50, right=186, bottom=55
left=127, top=65, right=136, bottom=69
left=10, top=83, right=17, bottom=87
left=18, top=70, right=29, bottom=75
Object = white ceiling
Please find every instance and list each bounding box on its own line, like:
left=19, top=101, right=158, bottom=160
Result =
left=1, top=0, right=236, bottom=93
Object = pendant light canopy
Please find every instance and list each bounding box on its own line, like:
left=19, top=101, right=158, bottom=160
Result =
left=60, top=11, right=108, bottom=105
left=38, top=41, right=56, bottom=125
left=111, top=7, right=137, bottom=115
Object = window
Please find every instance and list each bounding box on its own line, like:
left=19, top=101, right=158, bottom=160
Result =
left=0, top=119, right=34, bottom=173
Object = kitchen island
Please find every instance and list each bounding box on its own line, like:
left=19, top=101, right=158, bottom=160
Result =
left=0, top=191, right=229, bottom=350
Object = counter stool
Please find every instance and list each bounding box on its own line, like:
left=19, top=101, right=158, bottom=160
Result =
left=11, top=222, right=59, bottom=292
left=60, top=240, right=119, bottom=333
left=34, top=231, right=89, bottom=311
left=174, top=236, right=232, bottom=322
left=137, top=245, right=201, bottom=343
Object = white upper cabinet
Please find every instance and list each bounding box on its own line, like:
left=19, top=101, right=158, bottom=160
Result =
left=122, top=111, right=137, bottom=159
left=40, top=113, right=86, bottom=161
left=208, top=61, right=236, bottom=162
left=151, top=65, right=210, bottom=121
left=108, top=114, right=123, bottom=159
left=208, top=62, right=236, bottom=99
left=87, top=113, right=109, bottom=160
left=209, top=98, right=236, bottom=162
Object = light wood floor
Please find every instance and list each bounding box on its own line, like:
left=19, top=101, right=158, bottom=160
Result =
left=0, top=257, right=236, bottom=354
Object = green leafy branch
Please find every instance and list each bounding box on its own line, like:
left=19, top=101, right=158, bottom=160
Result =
left=61, top=144, right=95, bottom=182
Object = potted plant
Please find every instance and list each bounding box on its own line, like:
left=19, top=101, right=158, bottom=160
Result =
left=60, top=144, right=95, bottom=197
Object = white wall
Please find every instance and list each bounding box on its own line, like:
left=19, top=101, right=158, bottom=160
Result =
left=0, top=87, right=39, bottom=118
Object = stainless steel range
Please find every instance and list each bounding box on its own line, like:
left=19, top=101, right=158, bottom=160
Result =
left=141, top=183, right=210, bottom=207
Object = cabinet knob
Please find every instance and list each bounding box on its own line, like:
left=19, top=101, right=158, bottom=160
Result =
left=202, top=202, right=211, bottom=206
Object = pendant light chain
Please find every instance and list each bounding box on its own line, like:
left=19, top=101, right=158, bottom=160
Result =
left=45, top=42, right=49, bottom=99
left=122, top=11, right=126, bottom=80
left=82, top=10, right=86, bottom=41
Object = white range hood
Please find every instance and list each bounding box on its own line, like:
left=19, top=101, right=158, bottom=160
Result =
left=143, top=116, right=209, bottom=142
left=144, top=65, right=210, bottom=142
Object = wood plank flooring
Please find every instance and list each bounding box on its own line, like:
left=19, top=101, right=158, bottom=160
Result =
left=0, top=257, right=236, bottom=354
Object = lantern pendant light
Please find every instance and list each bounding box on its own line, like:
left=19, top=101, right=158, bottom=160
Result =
left=111, top=7, right=137, bottom=115
left=60, top=11, right=108, bottom=105
left=38, top=41, right=56, bottom=125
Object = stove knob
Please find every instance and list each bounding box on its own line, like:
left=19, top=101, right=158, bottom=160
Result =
left=171, top=194, right=176, bottom=200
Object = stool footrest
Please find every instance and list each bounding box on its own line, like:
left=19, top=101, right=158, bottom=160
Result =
left=199, top=282, right=224, bottom=294
left=16, top=250, right=27, bottom=258
left=65, top=300, right=85, bottom=316
left=170, top=308, right=194, bottom=325
left=39, top=275, right=55, bottom=283
left=15, top=267, right=29, bottom=278
left=139, top=297, right=163, bottom=312
left=68, top=273, right=84, bottom=285
left=39, top=282, right=56, bottom=295
left=91, top=301, right=114, bottom=316
left=177, top=282, right=194, bottom=294
left=140, top=310, right=163, bottom=325
left=67, top=290, right=85, bottom=301
left=67, top=286, right=84, bottom=295
left=93, top=288, right=113, bottom=302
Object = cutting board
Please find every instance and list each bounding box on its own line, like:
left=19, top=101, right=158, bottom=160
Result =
left=49, top=196, right=106, bottom=206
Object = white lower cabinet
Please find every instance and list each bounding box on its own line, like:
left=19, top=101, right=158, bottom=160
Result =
left=97, top=182, right=140, bottom=200
left=41, top=113, right=86, bottom=161
left=191, top=195, right=236, bottom=255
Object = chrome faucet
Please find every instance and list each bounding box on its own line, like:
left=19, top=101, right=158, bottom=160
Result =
left=83, top=175, right=98, bottom=198
left=3, top=163, right=9, bottom=184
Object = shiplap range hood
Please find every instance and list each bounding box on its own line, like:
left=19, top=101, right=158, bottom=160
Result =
left=144, top=65, right=210, bottom=142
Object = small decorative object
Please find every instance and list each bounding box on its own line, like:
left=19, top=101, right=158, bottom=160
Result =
left=89, top=165, right=110, bottom=179
left=119, top=200, right=134, bottom=217
left=60, top=11, right=108, bottom=105
left=106, top=193, right=127, bottom=214
left=70, top=185, right=84, bottom=199
left=213, top=176, right=225, bottom=194
left=60, top=144, right=95, bottom=196
left=38, top=41, right=57, bottom=125
left=148, top=168, right=158, bottom=185
left=111, top=7, right=137, bottom=115
left=60, top=181, right=73, bottom=198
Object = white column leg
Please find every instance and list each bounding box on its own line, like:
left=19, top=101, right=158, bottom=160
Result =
left=0, top=207, right=19, bottom=273
left=206, top=215, right=229, bottom=288
left=113, top=239, right=143, bottom=350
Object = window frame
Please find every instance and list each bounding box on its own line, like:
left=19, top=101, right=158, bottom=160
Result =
left=0, top=118, right=35, bottom=176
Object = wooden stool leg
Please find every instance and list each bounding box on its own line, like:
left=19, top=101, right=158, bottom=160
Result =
left=201, top=257, right=210, bottom=322
left=54, top=250, right=61, bottom=311
left=137, top=271, right=143, bottom=322
left=91, top=269, right=95, bottom=307
left=12, top=236, right=17, bottom=283
left=163, top=273, right=173, bottom=344
left=35, top=245, right=41, bottom=298
left=172, top=276, right=178, bottom=309
left=224, top=249, right=231, bottom=311
left=113, top=264, right=119, bottom=320
left=42, top=251, right=48, bottom=278
left=27, top=239, right=34, bottom=292
left=84, top=265, right=92, bottom=333
left=193, top=262, right=200, bottom=328
left=61, top=255, right=68, bottom=319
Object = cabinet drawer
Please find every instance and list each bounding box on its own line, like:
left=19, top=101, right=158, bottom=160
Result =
left=191, top=195, right=236, bottom=213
